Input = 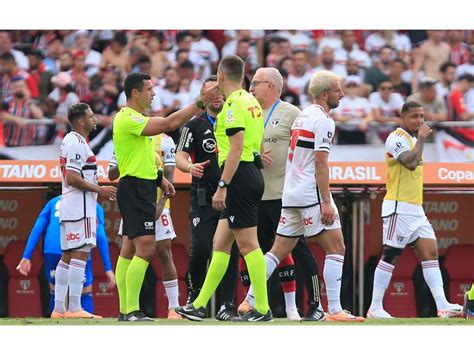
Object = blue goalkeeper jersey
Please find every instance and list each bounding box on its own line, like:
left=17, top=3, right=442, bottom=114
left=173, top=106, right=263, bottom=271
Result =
left=22, top=195, right=112, bottom=272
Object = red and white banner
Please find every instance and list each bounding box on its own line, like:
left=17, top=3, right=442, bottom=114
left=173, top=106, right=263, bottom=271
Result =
left=436, top=129, right=474, bottom=163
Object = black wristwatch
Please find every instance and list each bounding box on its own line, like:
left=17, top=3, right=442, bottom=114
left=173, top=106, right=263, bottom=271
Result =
left=218, top=179, right=229, bottom=188
left=195, top=98, right=205, bottom=110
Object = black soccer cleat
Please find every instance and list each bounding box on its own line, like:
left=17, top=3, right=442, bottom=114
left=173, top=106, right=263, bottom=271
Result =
left=216, top=302, right=238, bottom=321
left=302, top=302, right=326, bottom=322
left=464, top=292, right=474, bottom=320
left=117, top=313, right=126, bottom=322
left=175, top=304, right=207, bottom=321
left=125, top=310, right=154, bottom=322
left=232, top=309, right=273, bottom=322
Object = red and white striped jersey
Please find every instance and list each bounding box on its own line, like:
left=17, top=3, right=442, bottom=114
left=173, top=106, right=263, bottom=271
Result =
left=282, top=105, right=335, bottom=208
left=59, top=131, right=98, bottom=222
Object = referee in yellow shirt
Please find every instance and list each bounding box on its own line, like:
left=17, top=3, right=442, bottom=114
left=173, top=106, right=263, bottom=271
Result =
left=177, top=55, right=271, bottom=321
left=113, top=72, right=218, bottom=321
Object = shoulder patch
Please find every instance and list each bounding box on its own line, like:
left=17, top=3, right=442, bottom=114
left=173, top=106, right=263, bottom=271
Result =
left=226, top=110, right=234, bottom=123
left=132, top=115, right=145, bottom=124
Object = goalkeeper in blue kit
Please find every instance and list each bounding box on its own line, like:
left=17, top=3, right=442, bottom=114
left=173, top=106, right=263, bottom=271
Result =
left=16, top=195, right=115, bottom=315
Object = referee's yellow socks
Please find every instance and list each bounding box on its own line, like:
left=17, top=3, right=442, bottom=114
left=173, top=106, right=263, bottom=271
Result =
left=193, top=251, right=230, bottom=309
left=468, top=283, right=474, bottom=300
left=244, top=248, right=269, bottom=314
left=125, top=256, right=149, bottom=313
left=116, top=256, right=131, bottom=314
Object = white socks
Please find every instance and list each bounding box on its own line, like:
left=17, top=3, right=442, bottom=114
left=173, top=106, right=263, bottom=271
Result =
left=68, top=259, right=87, bottom=313
left=284, top=291, right=297, bottom=310
left=247, top=252, right=279, bottom=307
left=163, top=279, right=180, bottom=309
left=53, top=260, right=69, bottom=313
left=422, top=260, right=449, bottom=310
left=369, top=260, right=394, bottom=310
left=324, top=254, right=344, bottom=315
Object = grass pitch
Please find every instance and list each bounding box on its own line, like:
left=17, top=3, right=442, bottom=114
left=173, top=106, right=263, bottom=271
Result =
left=0, top=317, right=471, bottom=326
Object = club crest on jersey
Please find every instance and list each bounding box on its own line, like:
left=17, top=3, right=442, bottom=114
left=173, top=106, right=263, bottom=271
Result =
left=226, top=110, right=234, bottom=123
left=192, top=217, right=200, bottom=227
left=20, top=280, right=31, bottom=290
left=271, top=117, right=281, bottom=127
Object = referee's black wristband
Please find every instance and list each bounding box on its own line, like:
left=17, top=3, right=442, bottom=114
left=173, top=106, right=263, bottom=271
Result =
left=156, top=169, right=164, bottom=187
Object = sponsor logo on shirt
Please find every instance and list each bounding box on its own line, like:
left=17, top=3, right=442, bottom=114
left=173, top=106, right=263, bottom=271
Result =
left=264, top=137, right=278, bottom=143
left=202, top=138, right=216, bottom=153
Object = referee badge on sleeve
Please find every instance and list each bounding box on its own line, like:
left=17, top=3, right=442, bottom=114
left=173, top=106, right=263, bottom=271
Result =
left=226, top=110, right=234, bottom=123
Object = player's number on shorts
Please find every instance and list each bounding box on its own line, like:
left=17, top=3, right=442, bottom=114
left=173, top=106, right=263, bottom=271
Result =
left=161, top=214, right=169, bottom=226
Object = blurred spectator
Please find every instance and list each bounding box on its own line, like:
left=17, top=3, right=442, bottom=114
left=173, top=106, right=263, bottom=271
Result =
left=99, top=31, right=128, bottom=76
left=154, top=66, right=184, bottom=117
left=46, top=71, right=79, bottom=142
left=1, top=52, right=39, bottom=101
left=88, top=83, right=117, bottom=154
left=27, top=49, right=53, bottom=108
left=411, top=30, right=450, bottom=92
left=0, top=77, right=45, bottom=146
left=168, top=32, right=205, bottom=80
left=70, top=50, right=91, bottom=103
left=189, top=30, right=219, bottom=80
left=364, top=45, right=392, bottom=93
left=315, top=30, right=342, bottom=56
left=43, top=35, right=63, bottom=75
left=334, top=30, right=372, bottom=68
left=274, top=30, right=314, bottom=52
left=72, top=30, right=102, bottom=77
left=277, top=55, right=292, bottom=73
left=455, top=43, right=474, bottom=78
left=0, top=31, right=29, bottom=70
left=369, top=79, right=404, bottom=142
left=147, top=33, right=170, bottom=79
left=223, top=30, right=265, bottom=66
left=176, top=59, right=202, bottom=100
left=446, top=30, right=469, bottom=66
left=364, top=30, right=411, bottom=61
left=288, top=49, right=313, bottom=97
left=135, top=54, right=159, bottom=85
left=436, top=62, right=456, bottom=98
left=90, top=30, right=115, bottom=52
left=407, top=77, right=447, bottom=122
left=332, top=75, right=374, bottom=144
left=446, top=74, right=474, bottom=141
left=100, top=65, right=122, bottom=103
left=389, top=57, right=411, bottom=98
left=235, top=38, right=258, bottom=73
left=278, top=68, right=300, bottom=107
left=313, top=46, right=347, bottom=78
left=265, top=37, right=292, bottom=67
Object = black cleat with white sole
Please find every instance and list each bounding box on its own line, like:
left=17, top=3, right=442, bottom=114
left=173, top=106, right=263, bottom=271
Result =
left=216, top=302, right=238, bottom=321
left=175, top=304, right=207, bottom=321
left=232, top=309, right=273, bottom=322
left=125, top=310, right=154, bottom=322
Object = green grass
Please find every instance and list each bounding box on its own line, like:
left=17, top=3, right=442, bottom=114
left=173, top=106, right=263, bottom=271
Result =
left=0, top=317, right=472, bottom=326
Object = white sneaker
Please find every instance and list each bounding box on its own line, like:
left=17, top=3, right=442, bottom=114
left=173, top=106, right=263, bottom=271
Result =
left=437, top=303, right=463, bottom=318
left=366, top=308, right=393, bottom=319
left=286, top=307, right=302, bottom=321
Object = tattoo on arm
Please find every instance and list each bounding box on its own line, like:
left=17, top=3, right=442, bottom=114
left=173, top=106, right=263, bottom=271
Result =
left=396, top=138, right=425, bottom=171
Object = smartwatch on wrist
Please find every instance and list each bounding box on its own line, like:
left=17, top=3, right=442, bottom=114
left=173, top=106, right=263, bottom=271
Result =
left=218, top=179, right=229, bottom=188
left=195, top=98, right=205, bottom=110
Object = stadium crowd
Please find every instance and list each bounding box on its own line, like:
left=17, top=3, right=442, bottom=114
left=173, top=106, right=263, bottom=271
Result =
left=0, top=29, right=473, bottom=153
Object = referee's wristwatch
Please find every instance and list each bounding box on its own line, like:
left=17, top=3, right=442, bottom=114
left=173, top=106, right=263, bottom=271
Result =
left=218, top=179, right=229, bottom=188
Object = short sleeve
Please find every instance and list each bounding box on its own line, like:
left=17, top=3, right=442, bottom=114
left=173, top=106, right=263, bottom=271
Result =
left=386, top=134, right=410, bottom=159
left=176, top=121, right=195, bottom=154
left=161, top=135, right=176, bottom=166
left=65, top=143, right=87, bottom=173
left=314, top=118, right=335, bottom=152
left=224, top=101, right=246, bottom=134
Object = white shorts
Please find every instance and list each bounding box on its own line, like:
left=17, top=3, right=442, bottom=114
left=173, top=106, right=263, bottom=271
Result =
left=118, top=209, right=176, bottom=241
left=382, top=213, right=435, bottom=249
left=276, top=203, right=341, bottom=238
left=60, top=217, right=97, bottom=251
left=155, top=208, right=176, bottom=241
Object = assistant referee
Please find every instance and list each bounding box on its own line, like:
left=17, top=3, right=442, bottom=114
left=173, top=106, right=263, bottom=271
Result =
left=113, top=72, right=218, bottom=322
left=177, top=55, right=271, bottom=322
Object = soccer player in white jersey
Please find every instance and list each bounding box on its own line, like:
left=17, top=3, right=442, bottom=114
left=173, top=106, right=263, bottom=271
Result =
left=367, top=101, right=463, bottom=319
left=52, top=103, right=116, bottom=318
left=244, top=70, right=365, bottom=322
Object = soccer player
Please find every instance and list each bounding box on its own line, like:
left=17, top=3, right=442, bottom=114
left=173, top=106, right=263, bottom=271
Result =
left=16, top=194, right=115, bottom=314
left=242, top=70, right=365, bottom=322
left=464, top=283, right=474, bottom=320
left=112, top=72, right=218, bottom=321
left=238, top=67, right=325, bottom=321
left=367, top=101, right=463, bottom=319
left=176, top=76, right=240, bottom=321
left=53, top=102, right=116, bottom=318
left=176, top=55, right=271, bottom=322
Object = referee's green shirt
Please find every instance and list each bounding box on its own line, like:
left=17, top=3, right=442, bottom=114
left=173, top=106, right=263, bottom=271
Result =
left=215, top=89, right=264, bottom=166
left=113, top=106, right=157, bottom=180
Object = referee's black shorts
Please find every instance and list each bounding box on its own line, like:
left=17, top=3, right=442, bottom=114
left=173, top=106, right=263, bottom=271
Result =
left=117, top=176, right=157, bottom=239
left=220, top=162, right=264, bottom=229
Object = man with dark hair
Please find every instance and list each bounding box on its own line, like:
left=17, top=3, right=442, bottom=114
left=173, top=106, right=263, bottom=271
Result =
left=0, top=51, right=39, bottom=101
left=53, top=102, right=116, bottom=318
left=175, top=75, right=239, bottom=321
left=113, top=71, right=218, bottom=321
left=176, top=55, right=271, bottom=322
left=436, top=62, right=456, bottom=98
left=367, top=101, right=462, bottom=319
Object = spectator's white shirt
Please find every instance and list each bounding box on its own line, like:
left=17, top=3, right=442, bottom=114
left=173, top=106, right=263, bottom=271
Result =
left=369, top=92, right=404, bottom=117
left=288, top=69, right=314, bottom=96
left=12, top=49, right=29, bottom=70
left=59, top=131, right=98, bottom=221
left=435, top=82, right=452, bottom=99
left=85, top=49, right=102, bottom=78
left=275, top=31, right=313, bottom=51
left=282, top=104, right=335, bottom=208
left=455, top=63, right=474, bottom=79
left=365, top=32, right=412, bottom=58
left=313, top=64, right=347, bottom=78
left=316, top=37, right=342, bottom=55
left=333, top=96, right=372, bottom=131
left=48, top=88, right=79, bottom=118
left=334, top=47, right=372, bottom=68
left=191, top=38, right=219, bottom=80
left=465, top=88, right=474, bottom=113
